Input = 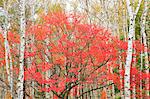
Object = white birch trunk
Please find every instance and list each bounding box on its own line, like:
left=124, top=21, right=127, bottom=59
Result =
left=3, top=25, right=10, bottom=91
left=124, top=15, right=134, bottom=99
left=7, top=40, right=13, bottom=97
left=140, top=36, right=143, bottom=99
left=132, top=21, right=136, bottom=99
left=140, top=0, right=149, bottom=97
left=124, top=0, right=133, bottom=98
left=44, top=0, right=48, bottom=15
left=17, top=0, right=26, bottom=98
left=0, top=7, right=13, bottom=97
left=124, top=0, right=142, bottom=98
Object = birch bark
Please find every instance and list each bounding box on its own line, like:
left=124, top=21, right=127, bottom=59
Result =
left=140, top=36, right=143, bottom=99
left=140, top=0, right=149, bottom=97
left=124, top=0, right=142, bottom=98
left=16, top=0, right=26, bottom=98
left=3, top=23, right=11, bottom=93
left=0, top=7, right=13, bottom=97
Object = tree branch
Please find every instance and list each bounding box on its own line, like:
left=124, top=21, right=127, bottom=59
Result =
left=77, top=83, right=114, bottom=98
left=134, top=0, right=142, bottom=17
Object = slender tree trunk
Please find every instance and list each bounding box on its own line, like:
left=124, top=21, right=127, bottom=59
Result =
left=1, top=88, right=6, bottom=99
left=132, top=64, right=136, bottom=98
left=132, top=1, right=142, bottom=97
left=7, top=40, right=13, bottom=97
left=140, top=0, right=149, bottom=97
left=132, top=22, right=136, bottom=99
left=17, top=0, right=26, bottom=98
left=44, top=0, right=48, bottom=15
left=0, top=7, right=13, bottom=97
left=3, top=26, right=13, bottom=99
left=140, top=36, right=143, bottom=99
left=122, top=0, right=127, bottom=41
left=124, top=5, right=134, bottom=99
left=3, top=24, right=10, bottom=92
left=111, top=71, right=115, bottom=99
left=124, top=13, right=135, bottom=99
left=119, top=59, right=124, bottom=99
left=124, top=0, right=142, bottom=98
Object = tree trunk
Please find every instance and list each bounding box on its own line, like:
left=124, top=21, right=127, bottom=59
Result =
left=0, top=6, right=13, bottom=97
left=140, top=36, right=143, bottom=99
left=8, top=43, right=13, bottom=97
left=124, top=0, right=133, bottom=97
left=124, top=0, right=142, bottom=98
left=140, top=0, right=149, bottom=97
left=17, top=0, right=26, bottom=98
left=124, top=14, right=135, bottom=99
left=3, top=23, right=10, bottom=94
left=132, top=21, right=136, bottom=99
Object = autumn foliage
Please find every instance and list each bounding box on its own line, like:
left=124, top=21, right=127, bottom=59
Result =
left=0, top=11, right=149, bottom=98
left=24, top=11, right=127, bottom=98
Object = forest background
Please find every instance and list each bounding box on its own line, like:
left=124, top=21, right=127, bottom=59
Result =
left=0, top=0, right=149, bottom=99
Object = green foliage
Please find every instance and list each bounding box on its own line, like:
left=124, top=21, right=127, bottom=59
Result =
left=120, top=35, right=125, bottom=40
left=49, top=3, right=63, bottom=12
left=116, top=96, right=121, bottom=99
left=135, top=0, right=144, bottom=40
left=0, top=0, right=4, bottom=7
left=113, top=68, right=119, bottom=74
